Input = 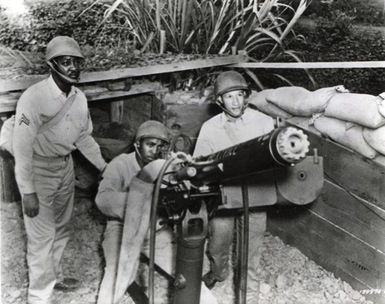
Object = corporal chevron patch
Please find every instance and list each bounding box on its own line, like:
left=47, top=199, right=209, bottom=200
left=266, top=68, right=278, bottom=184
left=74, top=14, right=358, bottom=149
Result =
left=19, top=113, right=30, bottom=126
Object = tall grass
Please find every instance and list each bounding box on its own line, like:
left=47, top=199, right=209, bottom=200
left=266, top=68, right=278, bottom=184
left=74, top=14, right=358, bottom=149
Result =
left=102, top=0, right=310, bottom=57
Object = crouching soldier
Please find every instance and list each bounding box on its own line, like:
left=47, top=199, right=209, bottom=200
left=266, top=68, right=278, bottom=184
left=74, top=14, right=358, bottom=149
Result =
left=95, top=120, right=218, bottom=304
left=193, top=71, right=275, bottom=303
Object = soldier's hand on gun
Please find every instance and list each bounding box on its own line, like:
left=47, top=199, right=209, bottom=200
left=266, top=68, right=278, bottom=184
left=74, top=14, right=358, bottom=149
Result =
left=22, top=193, right=40, bottom=217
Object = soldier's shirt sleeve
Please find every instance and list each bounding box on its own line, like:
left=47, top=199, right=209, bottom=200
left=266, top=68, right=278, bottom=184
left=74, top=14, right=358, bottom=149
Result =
left=193, top=124, right=215, bottom=157
left=95, top=158, right=129, bottom=220
left=13, top=91, right=41, bottom=194
left=75, top=110, right=107, bottom=172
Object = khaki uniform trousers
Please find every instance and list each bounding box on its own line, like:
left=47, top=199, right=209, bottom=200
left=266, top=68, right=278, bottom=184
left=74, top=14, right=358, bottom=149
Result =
left=23, top=155, right=74, bottom=304
left=208, top=211, right=266, bottom=302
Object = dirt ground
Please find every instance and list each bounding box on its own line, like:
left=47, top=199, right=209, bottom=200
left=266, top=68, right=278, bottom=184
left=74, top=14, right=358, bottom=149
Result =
left=1, top=194, right=374, bottom=304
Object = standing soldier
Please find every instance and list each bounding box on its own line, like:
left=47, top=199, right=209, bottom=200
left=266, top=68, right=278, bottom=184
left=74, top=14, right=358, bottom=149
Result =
left=193, top=70, right=275, bottom=302
left=13, top=36, right=107, bottom=304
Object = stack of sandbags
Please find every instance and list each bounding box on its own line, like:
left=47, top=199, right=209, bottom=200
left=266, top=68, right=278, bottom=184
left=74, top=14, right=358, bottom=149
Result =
left=363, top=127, right=385, bottom=156
left=312, top=115, right=377, bottom=159
left=249, top=85, right=346, bottom=118
left=249, top=86, right=385, bottom=159
left=324, top=93, right=385, bottom=129
left=318, top=92, right=385, bottom=158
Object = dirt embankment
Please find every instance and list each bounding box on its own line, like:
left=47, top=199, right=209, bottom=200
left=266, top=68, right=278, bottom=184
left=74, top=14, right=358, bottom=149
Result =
left=1, top=198, right=374, bottom=304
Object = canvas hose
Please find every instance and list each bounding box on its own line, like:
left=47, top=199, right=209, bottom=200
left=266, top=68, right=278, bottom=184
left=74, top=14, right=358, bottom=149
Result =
left=147, top=152, right=188, bottom=304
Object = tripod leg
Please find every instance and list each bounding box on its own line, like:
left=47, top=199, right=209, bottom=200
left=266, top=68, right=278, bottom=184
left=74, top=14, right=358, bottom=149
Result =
left=173, top=203, right=208, bottom=304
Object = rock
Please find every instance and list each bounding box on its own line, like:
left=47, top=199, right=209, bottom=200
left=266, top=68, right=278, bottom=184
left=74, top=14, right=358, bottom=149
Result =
left=275, top=274, right=287, bottom=289
left=3, top=219, right=18, bottom=232
left=324, top=290, right=334, bottom=302
left=350, top=289, right=363, bottom=301
left=337, top=290, right=348, bottom=301
left=260, top=282, right=271, bottom=295
left=276, top=297, right=288, bottom=304
left=9, top=289, right=21, bottom=299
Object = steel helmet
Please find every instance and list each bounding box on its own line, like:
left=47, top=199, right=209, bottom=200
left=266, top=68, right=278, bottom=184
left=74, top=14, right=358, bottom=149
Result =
left=214, top=71, right=250, bottom=98
left=135, top=120, right=170, bottom=143
left=45, top=36, right=84, bottom=61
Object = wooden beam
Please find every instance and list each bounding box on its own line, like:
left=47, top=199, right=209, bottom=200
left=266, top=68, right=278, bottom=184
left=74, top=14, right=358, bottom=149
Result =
left=0, top=82, right=165, bottom=114
left=0, top=76, right=46, bottom=93
left=312, top=180, right=385, bottom=252
left=81, top=54, right=247, bottom=82
left=231, top=61, right=385, bottom=69
left=0, top=54, right=247, bottom=93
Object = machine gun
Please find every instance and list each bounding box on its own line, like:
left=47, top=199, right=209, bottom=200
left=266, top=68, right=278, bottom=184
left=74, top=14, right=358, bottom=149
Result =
left=147, top=126, right=324, bottom=304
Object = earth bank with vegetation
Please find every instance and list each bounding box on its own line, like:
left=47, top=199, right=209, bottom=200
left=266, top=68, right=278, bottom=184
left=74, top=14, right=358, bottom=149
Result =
left=0, top=1, right=384, bottom=304
left=1, top=0, right=384, bottom=93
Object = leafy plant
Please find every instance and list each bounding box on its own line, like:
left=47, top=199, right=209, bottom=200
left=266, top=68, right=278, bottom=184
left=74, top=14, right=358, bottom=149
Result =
left=100, top=0, right=312, bottom=90
left=102, top=0, right=310, bottom=57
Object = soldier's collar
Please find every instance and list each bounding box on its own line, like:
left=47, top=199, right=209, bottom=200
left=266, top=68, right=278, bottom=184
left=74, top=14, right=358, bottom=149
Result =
left=47, top=75, right=76, bottom=99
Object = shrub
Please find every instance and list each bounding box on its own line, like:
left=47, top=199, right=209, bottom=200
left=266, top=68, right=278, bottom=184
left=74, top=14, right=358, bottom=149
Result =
left=283, top=20, right=385, bottom=94
left=304, top=0, right=384, bottom=25
left=0, top=0, right=136, bottom=53
left=102, top=0, right=309, bottom=56
left=315, top=10, right=354, bottom=45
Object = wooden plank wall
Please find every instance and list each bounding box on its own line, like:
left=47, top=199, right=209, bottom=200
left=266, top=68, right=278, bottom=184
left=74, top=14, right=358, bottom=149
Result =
left=0, top=82, right=165, bottom=114
left=0, top=54, right=247, bottom=114
left=268, top=123, right=385, bottom=304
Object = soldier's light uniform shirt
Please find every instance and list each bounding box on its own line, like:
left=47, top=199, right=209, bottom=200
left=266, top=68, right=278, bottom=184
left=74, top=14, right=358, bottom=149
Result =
left=193, top=107, right=274, bottom=157
left=13, top=75, right=106, bottom=194
left=96, top=152, right=140, bottom=220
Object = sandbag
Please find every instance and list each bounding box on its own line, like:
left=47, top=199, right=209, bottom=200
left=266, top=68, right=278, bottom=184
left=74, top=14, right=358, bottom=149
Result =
left=248, top=90, right=292, bottom=119
left=313, top=116, right=377, bottom=159
left=267, top=86, right=346, bottom=117
left=264, top=86, right=311, bottom=116
left=363, top=125, right=385, bottom=156
left=378, top=93, right=385, bottom=117
left=309, top=86, right=344, bottom=111
left=324, top=93, right=385, bottom=128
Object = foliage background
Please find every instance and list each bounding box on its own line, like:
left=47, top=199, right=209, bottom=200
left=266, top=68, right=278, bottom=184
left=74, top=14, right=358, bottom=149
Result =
left=256, top=0, right=385, bottom=94
left=0, top=0, right=384, bottom=94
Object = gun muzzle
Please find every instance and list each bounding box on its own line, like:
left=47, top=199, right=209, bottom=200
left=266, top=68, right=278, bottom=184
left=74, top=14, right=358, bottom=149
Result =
left=274, top=126, right=309, bottom=163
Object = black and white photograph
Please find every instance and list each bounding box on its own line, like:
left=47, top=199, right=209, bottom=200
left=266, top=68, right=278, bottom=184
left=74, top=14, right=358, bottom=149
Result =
left=0, top=0, right=384, bottom=303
